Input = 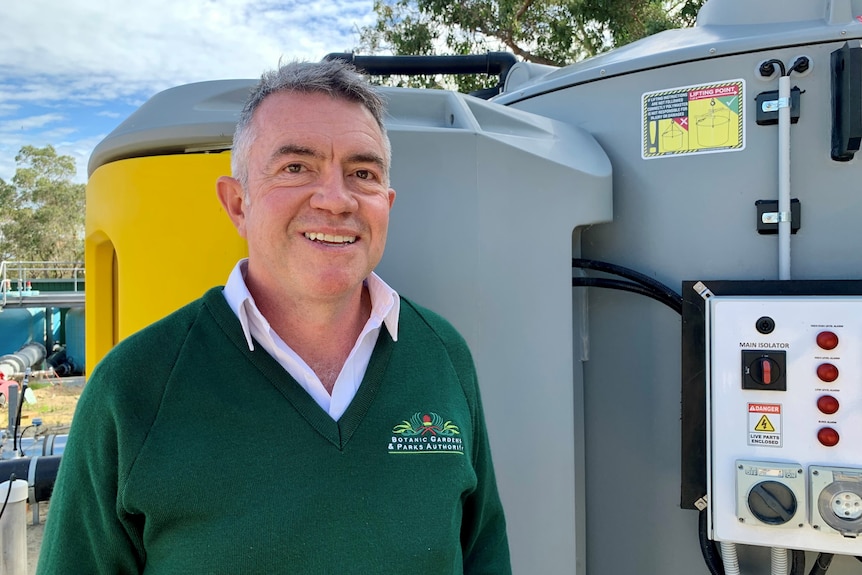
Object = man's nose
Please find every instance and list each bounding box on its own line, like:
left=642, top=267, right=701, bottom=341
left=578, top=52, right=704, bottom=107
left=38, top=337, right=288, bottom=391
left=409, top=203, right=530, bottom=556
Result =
left=309, top=171, right=358, bottom=214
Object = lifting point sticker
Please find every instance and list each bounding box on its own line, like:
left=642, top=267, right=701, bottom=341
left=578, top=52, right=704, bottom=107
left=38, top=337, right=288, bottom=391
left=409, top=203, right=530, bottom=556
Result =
left=643, top=80, right=745, bottom=159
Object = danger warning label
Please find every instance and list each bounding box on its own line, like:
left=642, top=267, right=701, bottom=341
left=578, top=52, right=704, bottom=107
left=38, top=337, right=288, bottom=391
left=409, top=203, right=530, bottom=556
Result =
left=748, top=403, right=782, bottom=447
left=754, top=415, right=775, bottom=432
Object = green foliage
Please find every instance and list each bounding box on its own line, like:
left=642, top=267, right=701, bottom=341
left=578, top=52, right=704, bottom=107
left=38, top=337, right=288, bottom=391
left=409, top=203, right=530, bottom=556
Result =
left=357, top=0, right=706, bottom=90
left=358, top=0, right=501, bottom=92
left=0, top=145, right=85, bottom=268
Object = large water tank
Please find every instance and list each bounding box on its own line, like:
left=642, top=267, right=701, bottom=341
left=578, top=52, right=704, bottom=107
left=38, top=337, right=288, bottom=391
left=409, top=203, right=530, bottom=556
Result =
left=63, top=309, right=85, bottom=375
left=0, top=309, right=45, bottom=356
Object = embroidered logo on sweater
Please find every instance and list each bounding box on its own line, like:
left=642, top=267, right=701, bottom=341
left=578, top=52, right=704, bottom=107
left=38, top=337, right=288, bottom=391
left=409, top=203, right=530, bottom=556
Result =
left=388, top=412, right=465, bottom=454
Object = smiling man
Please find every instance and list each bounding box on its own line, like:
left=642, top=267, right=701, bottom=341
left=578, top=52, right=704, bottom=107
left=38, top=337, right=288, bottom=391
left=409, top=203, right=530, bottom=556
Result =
left=37, top=60, right=511, bottom=574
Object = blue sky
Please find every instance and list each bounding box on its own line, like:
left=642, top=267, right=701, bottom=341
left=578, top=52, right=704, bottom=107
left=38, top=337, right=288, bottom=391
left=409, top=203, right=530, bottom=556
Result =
left=0, top=0, right=377, bottom=184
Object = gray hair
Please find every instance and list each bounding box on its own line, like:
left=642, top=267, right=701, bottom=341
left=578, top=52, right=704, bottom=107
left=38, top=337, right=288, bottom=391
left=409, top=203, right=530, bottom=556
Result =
left=231, top=59, right=391, bottom=189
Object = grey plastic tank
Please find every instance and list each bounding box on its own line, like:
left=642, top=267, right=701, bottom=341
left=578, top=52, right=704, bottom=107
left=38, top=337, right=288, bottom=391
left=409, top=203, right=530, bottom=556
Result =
left=493, top=0, right=862, bottom=573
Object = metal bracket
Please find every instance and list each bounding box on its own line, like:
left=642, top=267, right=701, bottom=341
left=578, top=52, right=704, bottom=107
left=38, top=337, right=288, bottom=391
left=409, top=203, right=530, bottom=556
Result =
left=755, top=87, right=802, bottom=125
left=761, top=97, right=790, bottom=112
left=693, top=281, right=714, bottom=301
left=756, top=199, right=801, bottom=234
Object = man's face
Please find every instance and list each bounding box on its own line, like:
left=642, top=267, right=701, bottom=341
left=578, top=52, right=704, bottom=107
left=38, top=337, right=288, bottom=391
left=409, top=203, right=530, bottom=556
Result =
left=218, top=91, right=395, bottom=307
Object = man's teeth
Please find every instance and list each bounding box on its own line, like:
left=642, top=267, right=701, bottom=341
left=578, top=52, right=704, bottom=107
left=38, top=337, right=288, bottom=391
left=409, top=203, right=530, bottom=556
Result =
left=304, top=232, right=356, bottom=244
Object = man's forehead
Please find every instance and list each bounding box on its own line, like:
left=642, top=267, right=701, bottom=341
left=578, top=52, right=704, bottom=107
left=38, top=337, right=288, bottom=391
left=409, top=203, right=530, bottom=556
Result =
left=254, top=93, right=382, bottom=139
left=256, top=91, right=372, bottom=122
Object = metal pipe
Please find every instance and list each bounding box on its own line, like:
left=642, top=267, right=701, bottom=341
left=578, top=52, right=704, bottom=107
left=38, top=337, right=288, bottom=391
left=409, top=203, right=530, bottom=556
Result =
left=0, top=456, right=61, bottom=504
left=0, top=343, right=46, bottom=380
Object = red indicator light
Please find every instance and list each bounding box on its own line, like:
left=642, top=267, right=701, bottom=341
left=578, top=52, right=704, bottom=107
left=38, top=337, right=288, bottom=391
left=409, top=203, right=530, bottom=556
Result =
left=817, top=363, right=839, bottom=383
left=816, top=331, right=839, bottom=350
left=817, top=395, right=840, bottom=415
left=817, top=427, right=840, bottom=447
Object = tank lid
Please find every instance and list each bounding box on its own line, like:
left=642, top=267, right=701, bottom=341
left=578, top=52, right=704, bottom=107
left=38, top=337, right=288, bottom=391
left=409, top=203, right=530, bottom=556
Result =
left=88, top=79, right=256, bottom=176
left=698, top=0, right=854, bottom=26
left=0, top=479, right=29, bottom=504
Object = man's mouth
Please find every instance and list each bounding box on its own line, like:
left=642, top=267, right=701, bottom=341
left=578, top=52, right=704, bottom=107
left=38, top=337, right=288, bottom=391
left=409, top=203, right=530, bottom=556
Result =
left=304, top=232, right=357, bottom=245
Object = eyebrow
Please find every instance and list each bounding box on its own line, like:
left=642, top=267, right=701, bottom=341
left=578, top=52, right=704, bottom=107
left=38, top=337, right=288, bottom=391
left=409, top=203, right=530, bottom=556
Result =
left=346, top=152, right=388, bottom=173
left=266, top=145, right=388, bottom=176
left=268, top=144, right=322, bottom=167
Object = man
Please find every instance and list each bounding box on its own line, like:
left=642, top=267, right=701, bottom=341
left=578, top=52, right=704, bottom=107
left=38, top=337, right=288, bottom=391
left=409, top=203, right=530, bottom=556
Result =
left=38, top=60, right=511, bottom=574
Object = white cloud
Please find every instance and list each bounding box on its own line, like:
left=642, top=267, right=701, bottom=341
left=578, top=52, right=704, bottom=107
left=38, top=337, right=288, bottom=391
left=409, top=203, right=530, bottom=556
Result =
left=0, top=103, right=20, bottom=117
left=0, top=113, right=65, bottom=132
left=0, top=0, right=378, bottom=183
left=1, top=0, right=375, bottom=105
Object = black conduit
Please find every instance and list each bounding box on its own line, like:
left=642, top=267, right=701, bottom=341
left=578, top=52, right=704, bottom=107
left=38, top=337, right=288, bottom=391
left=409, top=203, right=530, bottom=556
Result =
left=572, top=258, right=683, bottom=314
left=791, top=549, right=806, bottom=575
left=808, top=553, right=833, bottom=575
left=323, top=52, right=518, bottom=98
left=698, top=510, right=724, bottom=575
left=0, top=456, right=61, bottom=503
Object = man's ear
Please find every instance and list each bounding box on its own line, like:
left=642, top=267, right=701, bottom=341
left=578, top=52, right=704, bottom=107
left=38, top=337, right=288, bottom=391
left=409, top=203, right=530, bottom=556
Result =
left=216, top=176, right=248, bottom=239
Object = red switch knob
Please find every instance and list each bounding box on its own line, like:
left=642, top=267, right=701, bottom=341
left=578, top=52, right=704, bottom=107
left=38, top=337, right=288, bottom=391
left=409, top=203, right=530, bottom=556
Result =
left=816, top=331, right=839, bottom=350
left=817, top=395, right=840, bottom=415
left=817, top=363, right=839, bottom=383
left=817, top=427, right=840, bottom=447
left=761, top=358, right=773, bottom=384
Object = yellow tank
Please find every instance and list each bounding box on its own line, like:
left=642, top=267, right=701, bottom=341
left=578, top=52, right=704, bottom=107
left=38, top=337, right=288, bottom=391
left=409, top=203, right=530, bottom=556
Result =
left=86, top=152, right=247, bottom=371
left=85, top=79, right=259, bottom=371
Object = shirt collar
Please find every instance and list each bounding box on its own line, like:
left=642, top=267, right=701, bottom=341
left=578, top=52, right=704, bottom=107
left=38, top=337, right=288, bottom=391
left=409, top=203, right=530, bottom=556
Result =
left=222, top=259, right=400, bottom=351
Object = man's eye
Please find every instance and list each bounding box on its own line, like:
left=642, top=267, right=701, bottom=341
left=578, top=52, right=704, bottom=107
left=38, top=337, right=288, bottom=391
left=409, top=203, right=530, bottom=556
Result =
left=285, top=164, right=303, bottom=173
left=355, top=169, right=371, bottom=180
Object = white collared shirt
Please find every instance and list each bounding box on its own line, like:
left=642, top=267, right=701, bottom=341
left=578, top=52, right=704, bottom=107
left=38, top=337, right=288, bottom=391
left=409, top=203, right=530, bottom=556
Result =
left=222, top=259, right=400, bottom=421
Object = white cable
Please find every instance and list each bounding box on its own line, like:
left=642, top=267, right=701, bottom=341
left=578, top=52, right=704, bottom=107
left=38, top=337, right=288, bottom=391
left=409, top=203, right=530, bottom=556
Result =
left=771, top=546, right=789, bottom=575
left=720, top=541, right=741, bottom=575
left=777, top=74, right=791, bottom=280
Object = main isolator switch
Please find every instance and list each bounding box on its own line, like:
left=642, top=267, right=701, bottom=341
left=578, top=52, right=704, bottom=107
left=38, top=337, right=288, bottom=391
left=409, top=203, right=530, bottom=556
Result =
left=742, top=350, right=787, bottom=391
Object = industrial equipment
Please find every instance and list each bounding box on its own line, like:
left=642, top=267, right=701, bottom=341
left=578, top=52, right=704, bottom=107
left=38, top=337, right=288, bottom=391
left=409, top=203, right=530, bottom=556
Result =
left=85, top=0, right=862, bottom=572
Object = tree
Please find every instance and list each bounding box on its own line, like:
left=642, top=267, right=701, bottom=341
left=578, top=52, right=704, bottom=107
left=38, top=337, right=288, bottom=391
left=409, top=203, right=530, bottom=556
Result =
left=357, top=0, right=705, bottom=90
left=0, top=145, right=85, bottom=271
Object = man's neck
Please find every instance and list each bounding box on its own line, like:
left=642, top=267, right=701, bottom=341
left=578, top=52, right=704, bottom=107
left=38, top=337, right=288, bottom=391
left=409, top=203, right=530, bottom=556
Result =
left=255, top=285, right=372, bottom=394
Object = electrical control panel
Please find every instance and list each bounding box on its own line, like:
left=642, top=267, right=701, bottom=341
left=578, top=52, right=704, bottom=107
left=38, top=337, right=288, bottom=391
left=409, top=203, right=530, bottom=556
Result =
left=706, top=294, right=862, bottom=554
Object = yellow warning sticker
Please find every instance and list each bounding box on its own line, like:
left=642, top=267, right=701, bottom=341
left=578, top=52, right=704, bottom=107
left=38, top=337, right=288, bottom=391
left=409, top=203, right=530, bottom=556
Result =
left=748, top=403, right=782, bottom=447
left=642, top=80, right=745, bottom=159
left=755, top=415, right=775, bottom=432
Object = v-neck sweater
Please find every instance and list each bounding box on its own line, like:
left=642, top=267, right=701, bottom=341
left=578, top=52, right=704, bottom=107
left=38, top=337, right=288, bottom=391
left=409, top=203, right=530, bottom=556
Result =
left=37, top=288, right=511, bottom=574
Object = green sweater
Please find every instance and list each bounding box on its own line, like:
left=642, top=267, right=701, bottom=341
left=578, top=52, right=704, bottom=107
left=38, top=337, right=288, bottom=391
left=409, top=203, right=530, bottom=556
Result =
left=37, top=288, right=510, bottom=574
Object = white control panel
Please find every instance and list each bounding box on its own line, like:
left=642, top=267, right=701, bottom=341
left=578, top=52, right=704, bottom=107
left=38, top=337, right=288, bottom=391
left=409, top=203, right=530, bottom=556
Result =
left=707, top=296, right=862, bottom=554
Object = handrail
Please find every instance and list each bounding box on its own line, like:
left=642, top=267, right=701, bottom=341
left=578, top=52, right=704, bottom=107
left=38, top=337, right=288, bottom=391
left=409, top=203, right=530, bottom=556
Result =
left=0, top=261, right=85, bottom=308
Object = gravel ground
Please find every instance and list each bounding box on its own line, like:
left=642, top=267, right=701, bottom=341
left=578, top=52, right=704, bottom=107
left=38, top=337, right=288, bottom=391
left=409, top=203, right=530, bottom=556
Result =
left=27, top=502, right=49, bottom=574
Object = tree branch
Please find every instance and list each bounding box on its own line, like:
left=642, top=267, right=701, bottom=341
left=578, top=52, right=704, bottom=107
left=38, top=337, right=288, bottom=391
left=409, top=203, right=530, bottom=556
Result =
left=514, top=0, right=535, bottom=22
